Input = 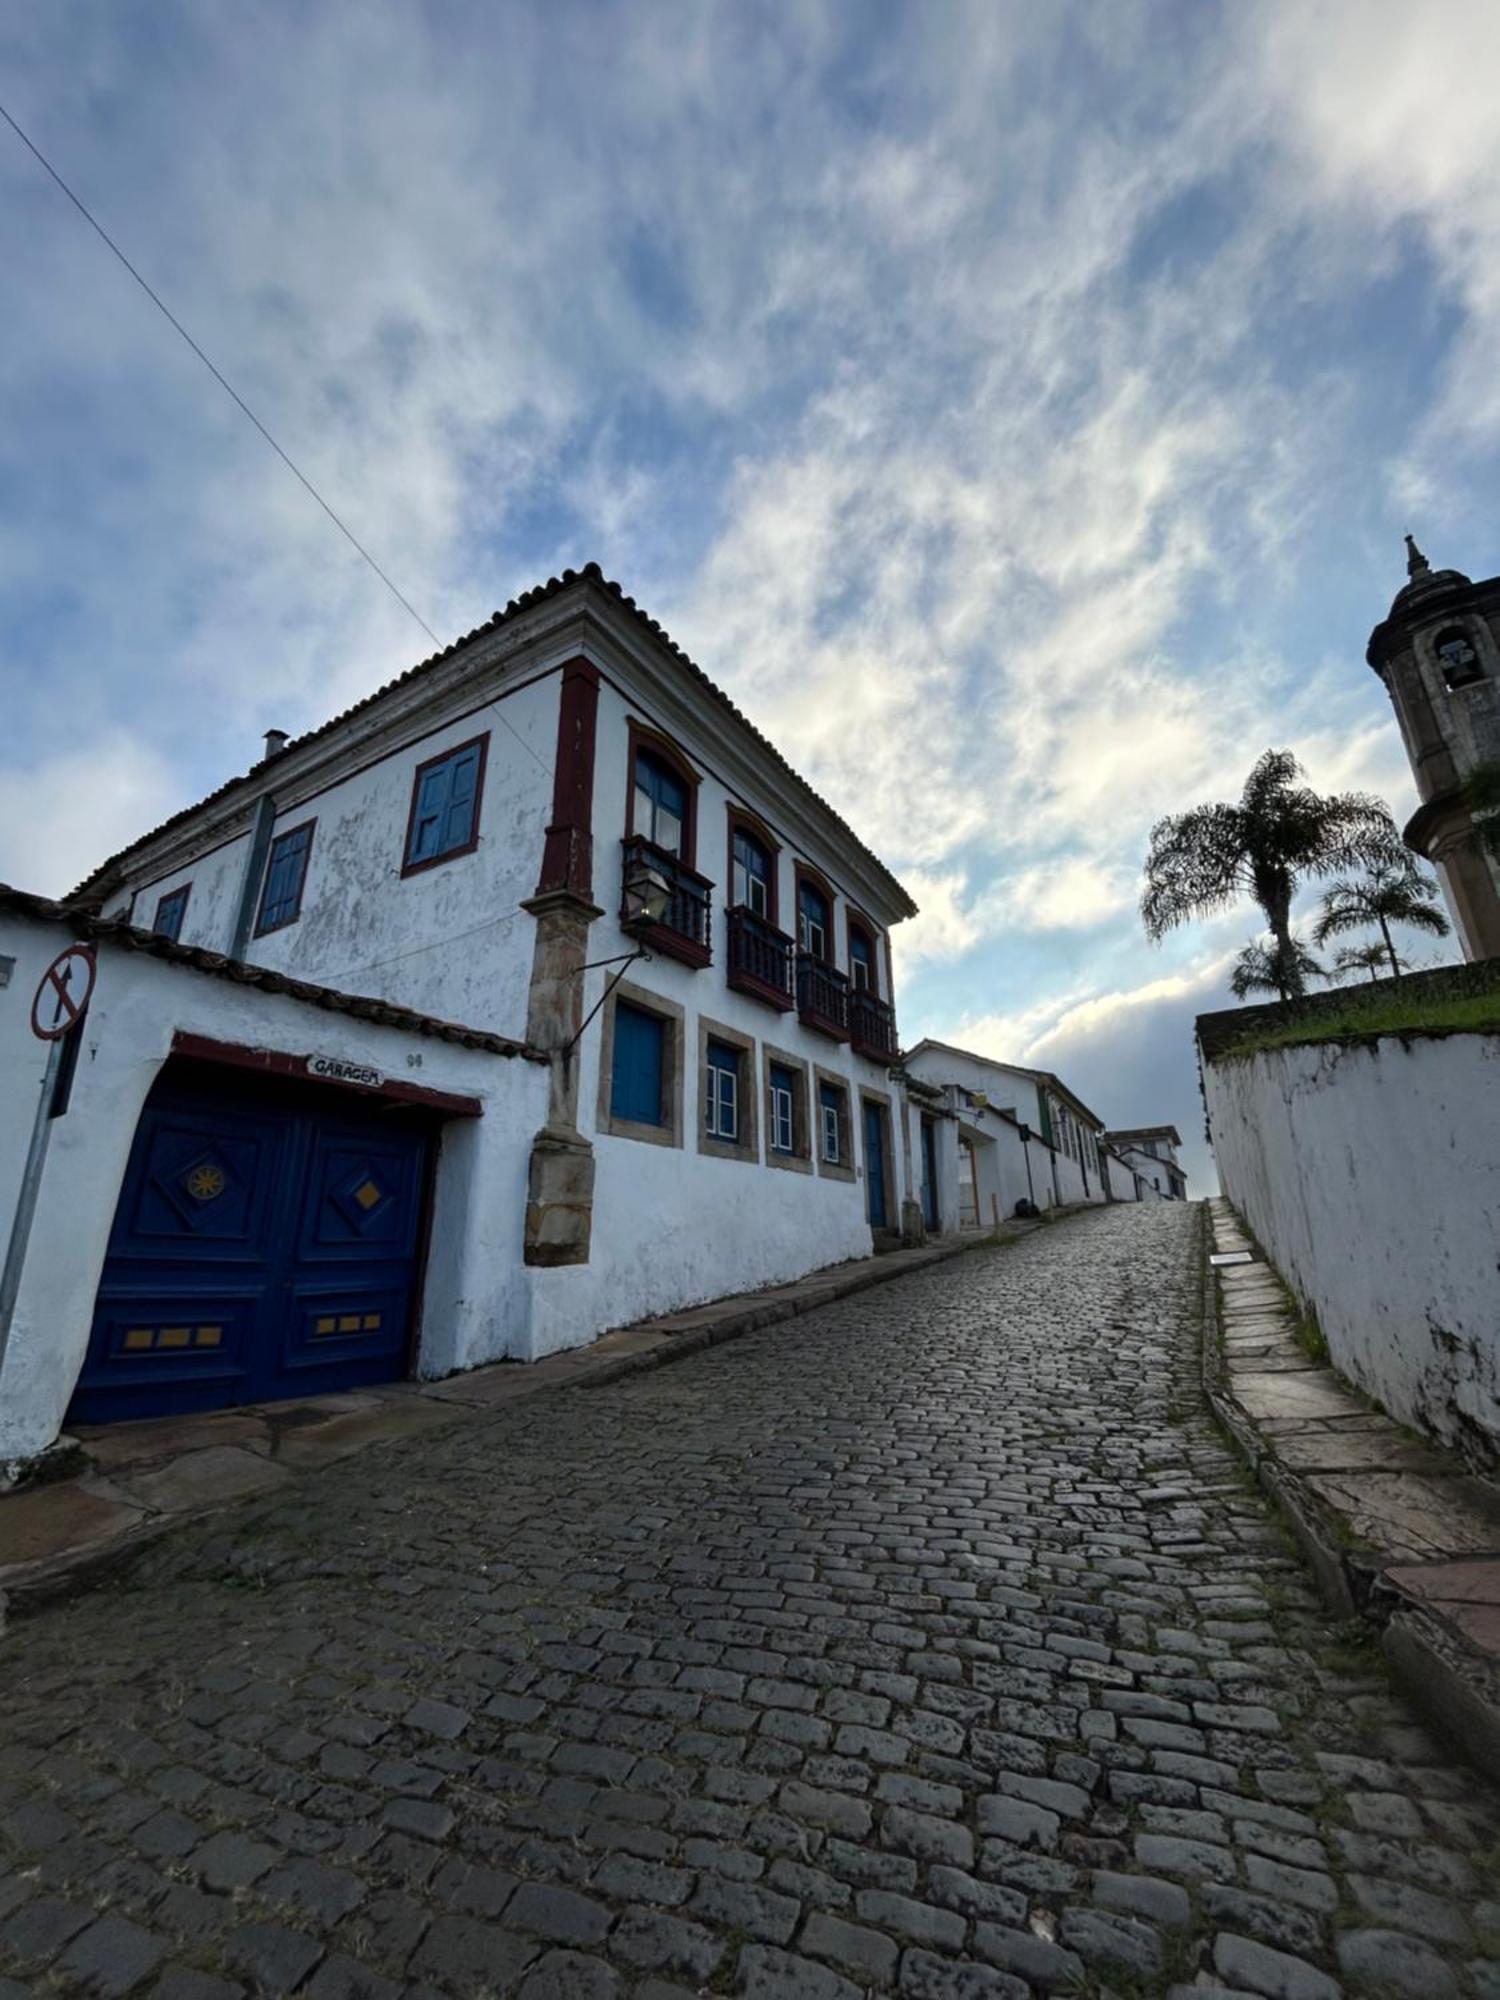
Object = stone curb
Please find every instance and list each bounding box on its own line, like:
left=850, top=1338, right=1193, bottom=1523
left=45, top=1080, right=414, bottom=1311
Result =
left=1198, top=1199, right=1500, bottom=1783
left=2, top=1224, right=1044, bottom=1626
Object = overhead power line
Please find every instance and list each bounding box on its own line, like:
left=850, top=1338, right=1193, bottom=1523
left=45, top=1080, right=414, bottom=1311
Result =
left=0, top=98, right=439, bottom=646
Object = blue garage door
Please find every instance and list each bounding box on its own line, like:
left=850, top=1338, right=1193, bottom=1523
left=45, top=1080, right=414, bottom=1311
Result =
left=70, top=1066, right=431, bottom=1423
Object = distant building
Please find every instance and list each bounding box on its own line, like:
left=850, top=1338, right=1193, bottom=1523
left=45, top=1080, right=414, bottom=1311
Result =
left=904, top=1040, right=1120, bottom=1223
left=1367, top=537, right=1500, bottom=960
left=1102, top=1126, right=1188, bottom=1201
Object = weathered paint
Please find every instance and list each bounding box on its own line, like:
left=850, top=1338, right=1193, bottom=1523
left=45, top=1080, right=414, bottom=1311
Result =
left=0, top=909, right=546, bottom=1463
left=1203, top=1031, right=1500, bottom=1468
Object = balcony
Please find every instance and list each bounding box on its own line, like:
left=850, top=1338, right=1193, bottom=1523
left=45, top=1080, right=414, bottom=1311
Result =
left=796, top=952, right=850, bottom=1042
left=620, top=835, right=712, bottom=968
left=727, top=905, right=794, bottom=1010
left=849, top=988, right=900, bottom=1063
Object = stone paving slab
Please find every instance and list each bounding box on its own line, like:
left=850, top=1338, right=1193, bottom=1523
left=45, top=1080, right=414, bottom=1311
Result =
left=1, top=1201, right=1498, bottom=1998
left=1205, top=1194, right=1500, bottom=1786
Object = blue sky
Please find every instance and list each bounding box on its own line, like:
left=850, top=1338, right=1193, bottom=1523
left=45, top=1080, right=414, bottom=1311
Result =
left=4, top=0, right=1498, bottom=1193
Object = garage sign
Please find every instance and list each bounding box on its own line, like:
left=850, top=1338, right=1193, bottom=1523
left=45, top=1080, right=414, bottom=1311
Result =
left=306, top=1053, right=385, bottom=1090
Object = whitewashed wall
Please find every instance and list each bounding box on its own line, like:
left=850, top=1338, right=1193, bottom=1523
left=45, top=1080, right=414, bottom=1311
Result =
left=0, top=910, right=545, bottom=1463
left=1204, top=1031, right=1500, bottom=1465
left=106, top=677, right=557, bottom=1042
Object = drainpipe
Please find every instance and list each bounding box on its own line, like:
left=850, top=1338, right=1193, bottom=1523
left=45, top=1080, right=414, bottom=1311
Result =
left=227, top=730, right=287, bottom=961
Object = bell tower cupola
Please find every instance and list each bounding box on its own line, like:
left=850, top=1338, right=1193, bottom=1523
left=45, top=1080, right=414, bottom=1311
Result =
left=1367, top=537, right=1500, bottom=960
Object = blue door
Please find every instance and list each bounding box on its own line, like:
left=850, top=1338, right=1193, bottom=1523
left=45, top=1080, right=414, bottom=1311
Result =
left=70, top=1067, right=430, bottom=1423
left=921, top=1115, right=939, bottom=1231
left=863, top=1100, right=888, bottom=1229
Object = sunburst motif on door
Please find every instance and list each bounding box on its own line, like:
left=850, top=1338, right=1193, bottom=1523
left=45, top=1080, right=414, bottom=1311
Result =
left=185, top=1162, right=227, bottom=1201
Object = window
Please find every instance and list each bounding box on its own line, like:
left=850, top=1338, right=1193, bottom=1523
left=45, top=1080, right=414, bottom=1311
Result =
left=819, top=1081, right=844, bottom=1163
left=705, top=1040, right=740, bottom=1142
left=849, top=927, right=874, bottom=992
left=255, top=821, right=314, bottom=935
left=404, top=737, right=486, bottom=873
left=153, top=885, right=189, bottom=941
left=634, top=750, right=688, bottom=858
left=1434, top=626, right=1483, bottom=689
left=733, top=828, right=772, bottom=917
left=610, top=1002, right=666, bottom=1127
left=798, top=879, right=830, bottom=960
left=769, top=1063, right=796, bottom=1154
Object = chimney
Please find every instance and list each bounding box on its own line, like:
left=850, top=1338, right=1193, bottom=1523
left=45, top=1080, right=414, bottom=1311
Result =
left=263, top=728, right=290, bottom=761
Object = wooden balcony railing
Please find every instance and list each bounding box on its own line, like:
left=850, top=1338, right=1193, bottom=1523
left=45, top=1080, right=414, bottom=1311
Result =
left=796, top=952, right=850, bottom=1041
left=620, top=836, right=712, bottom=968
left=726, top=905, right=794, bottom=1010
left=849, top=989, right=900, bottom=1063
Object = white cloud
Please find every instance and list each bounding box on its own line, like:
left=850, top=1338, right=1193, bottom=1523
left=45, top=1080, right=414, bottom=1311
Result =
left=0, top=737, right=179, bottom=899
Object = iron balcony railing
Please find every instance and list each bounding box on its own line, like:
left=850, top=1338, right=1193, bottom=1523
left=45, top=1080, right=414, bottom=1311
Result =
left=849, top=988, right=899, bottom=1063
left=796, top=951, right=850, bottom=1041
left=726, top=904, right=795, bottom=1009
left=620, top=835, right=712, bottom=966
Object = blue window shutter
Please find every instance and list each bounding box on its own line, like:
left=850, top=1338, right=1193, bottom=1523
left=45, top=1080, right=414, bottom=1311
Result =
left=440, top=745, right=480, bottom=852
left=259, top=824, right=312, bottom=931
left=407, top=741, right=485, bottom=868
left=154, top=887, right=188, bottom=941
left=611, top=1004, right=665, bottom=1126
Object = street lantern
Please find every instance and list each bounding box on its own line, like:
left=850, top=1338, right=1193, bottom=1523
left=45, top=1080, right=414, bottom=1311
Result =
left=621, top=855, right=672, bottom=937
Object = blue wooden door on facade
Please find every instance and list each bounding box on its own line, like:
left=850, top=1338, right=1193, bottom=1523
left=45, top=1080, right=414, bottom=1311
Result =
left=863, top=1100, right=887, bottom=1229
left=70, top=1069, right=430, bottom=1423
left=921, top=1115, right=939, bottom=1231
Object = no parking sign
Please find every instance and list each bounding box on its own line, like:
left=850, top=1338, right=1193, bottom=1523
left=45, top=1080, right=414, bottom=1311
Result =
left=30, top=944, right=97, bottom=1041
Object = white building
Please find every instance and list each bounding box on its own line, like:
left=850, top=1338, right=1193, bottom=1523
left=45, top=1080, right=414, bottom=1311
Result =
left=1101, top=1126, right=1188, bottom=1201
left=903, top=1040, right=1116, bottom=1223
left=0, top=565, right=920, bottom=1466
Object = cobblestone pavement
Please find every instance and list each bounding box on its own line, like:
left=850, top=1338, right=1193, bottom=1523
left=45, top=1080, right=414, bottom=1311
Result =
left=2, top=1203, right=1497, bottom=2000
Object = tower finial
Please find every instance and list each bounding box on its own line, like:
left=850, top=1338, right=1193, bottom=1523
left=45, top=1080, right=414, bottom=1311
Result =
left=1405, top=532, right=1430, bottom=578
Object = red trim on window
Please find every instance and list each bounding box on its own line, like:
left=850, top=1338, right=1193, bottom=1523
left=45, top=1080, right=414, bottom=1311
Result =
left=169, top=1031, right=484, bottom=1116
left=725, top=804, right=781, bottom=926
left=793, top=861, right=837, bottom=964
left=253, top=817, right=318, bottom=938
left=536, top=657, right=601, bottom=898
left=846, top=909, right=880, bottom=997
left=626, top=720, right=701, bottom=867
left=400, top=732, right=490, bottom=880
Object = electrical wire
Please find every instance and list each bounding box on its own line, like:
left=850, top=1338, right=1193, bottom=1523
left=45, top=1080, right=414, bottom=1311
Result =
left=2, top=98, right=557, bottom=783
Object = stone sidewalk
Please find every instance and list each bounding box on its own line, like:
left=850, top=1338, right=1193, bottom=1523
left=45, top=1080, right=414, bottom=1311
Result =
left=1205, top=1195, right=1500, bottom=1782
left=0, top=1230, right=1001, bottom=1617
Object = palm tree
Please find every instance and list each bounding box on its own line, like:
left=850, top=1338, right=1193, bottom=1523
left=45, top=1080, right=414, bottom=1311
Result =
left=1229, top=935, right=1324, bottom=1002
left=1330, top=940, right=1400, bottom=984
left=1142, top=749, right=1400, bottom=999
left=1313, top=854, right=1450, bottom=978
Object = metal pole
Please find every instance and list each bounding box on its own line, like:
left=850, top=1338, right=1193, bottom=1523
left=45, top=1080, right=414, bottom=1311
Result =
left=0, top=1038, right=64, bottom=1382
left=1022, top=1134, right=1035, bottom=1206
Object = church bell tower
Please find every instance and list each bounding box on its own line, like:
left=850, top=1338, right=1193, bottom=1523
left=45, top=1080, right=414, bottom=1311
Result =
left=1366, top=537, right=1500, bottom=961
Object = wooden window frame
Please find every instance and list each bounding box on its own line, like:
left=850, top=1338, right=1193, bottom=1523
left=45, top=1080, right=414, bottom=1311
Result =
left=725, top=805, right=781, bottom=926
left=595, top=979, right=685, bottom=1150
left=626, top=720, right=701, bottom=868
left=762, top=1043, right=813, bottom=1175
left=846, top=910, right=879, bottom=997
left=697, top=1015, right=759, bottom=1165
left=794, top=862, right=837, bottom=966
left=400, top=732, right=490, bottom=880
left=813, top=1066, right=856, bottom=1184
left=153, top=882, right=191, bottom=941
left=254, top=818, right=317, bottom=937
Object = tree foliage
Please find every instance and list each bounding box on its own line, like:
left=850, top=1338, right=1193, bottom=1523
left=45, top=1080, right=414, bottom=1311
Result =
left=1330, top=940, right=1401, bottom=984
left=1313, top=854, right=1449, bottom=978
left=1229, top=934, right=1324, bottom=1002
left=1142, top=749, right=1400, bottom=998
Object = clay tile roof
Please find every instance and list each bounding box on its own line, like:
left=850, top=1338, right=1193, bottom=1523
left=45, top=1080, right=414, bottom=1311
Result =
left=0, top=883, right=543, bottom=1060
left=70, top=564, right=919, bottom=918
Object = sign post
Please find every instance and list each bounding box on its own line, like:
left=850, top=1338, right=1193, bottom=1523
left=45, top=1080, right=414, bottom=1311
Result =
left=0, top=947, right=98, bottom=1383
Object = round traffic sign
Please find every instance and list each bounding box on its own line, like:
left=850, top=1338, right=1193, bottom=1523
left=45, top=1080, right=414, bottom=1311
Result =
left=30, top=944, right=97, bottom=1041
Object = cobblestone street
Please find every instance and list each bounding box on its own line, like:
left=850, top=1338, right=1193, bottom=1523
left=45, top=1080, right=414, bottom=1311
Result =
left=2, top=1202, right=1497, bottom=1999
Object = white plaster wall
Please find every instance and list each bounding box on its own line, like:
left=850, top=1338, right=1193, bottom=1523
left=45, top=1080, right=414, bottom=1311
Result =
left=0, top=911, right=545, bottom=1461
left=1204, top=1032, right=1500, bottom=1463
left=108, top=678, right=557, bottom=1042
left=527, top=684, right=912, bottom=1354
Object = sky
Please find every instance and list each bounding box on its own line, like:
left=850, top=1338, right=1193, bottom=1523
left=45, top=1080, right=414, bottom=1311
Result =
left=3, top=0, right=1498, bottom=1196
